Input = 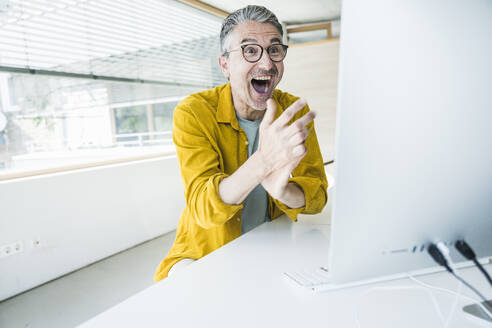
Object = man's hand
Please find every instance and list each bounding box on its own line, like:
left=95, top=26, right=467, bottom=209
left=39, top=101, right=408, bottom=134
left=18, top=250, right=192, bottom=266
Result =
left=257, top=98, right=314, bottom=173
left=258, top=98, right=315, bottom=207
left=261, top=155, right=304, bottom=201
left=218, top=98, right=315, bottom=207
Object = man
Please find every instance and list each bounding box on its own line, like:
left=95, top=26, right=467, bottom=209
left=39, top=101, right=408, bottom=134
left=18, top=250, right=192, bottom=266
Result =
left=154, top=5, right=327, bottom=281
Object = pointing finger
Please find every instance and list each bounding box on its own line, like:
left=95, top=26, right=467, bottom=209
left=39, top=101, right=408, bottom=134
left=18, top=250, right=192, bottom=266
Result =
left=292, top=144, right=306, bottom=157
left=262, top=99, right=277, bottom=126
left=289, top=127, right=311, bottom=145
left=286, top=111, right=316, bottom=136
left=273, top=98, right=307, bottom=128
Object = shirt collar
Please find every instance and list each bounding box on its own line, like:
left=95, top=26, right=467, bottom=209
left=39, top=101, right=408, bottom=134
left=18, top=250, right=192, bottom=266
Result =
left=216, top=83, right=283, bottom=130
left=216, top=83, right=240, bottom=131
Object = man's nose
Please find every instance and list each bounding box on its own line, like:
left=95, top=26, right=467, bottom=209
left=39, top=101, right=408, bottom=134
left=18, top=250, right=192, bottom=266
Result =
left=256, top=49, right=274, bottom=69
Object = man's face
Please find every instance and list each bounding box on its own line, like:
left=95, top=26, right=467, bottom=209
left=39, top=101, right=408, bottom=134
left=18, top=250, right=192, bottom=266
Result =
left=219, top=21, right=285, bottom=112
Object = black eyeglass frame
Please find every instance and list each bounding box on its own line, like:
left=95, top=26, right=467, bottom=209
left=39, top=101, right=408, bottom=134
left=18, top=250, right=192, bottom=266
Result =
left=225, top=43, right=289, bottom=63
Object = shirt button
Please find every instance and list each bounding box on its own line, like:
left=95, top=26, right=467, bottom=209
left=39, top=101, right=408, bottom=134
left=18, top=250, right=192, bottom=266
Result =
left=245, top=141, right=249, bottom=145
left=237, top=218, right=240, bottom=222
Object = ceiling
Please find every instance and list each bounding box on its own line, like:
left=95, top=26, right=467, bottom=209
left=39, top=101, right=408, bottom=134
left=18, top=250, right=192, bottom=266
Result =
left=199, top=0, right=341, bottom=25
left=182, top=0, right=342, bottom=41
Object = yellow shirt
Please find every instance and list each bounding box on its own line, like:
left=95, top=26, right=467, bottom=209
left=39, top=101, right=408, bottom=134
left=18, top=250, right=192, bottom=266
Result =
left=154, top=83, right=328, bottom=281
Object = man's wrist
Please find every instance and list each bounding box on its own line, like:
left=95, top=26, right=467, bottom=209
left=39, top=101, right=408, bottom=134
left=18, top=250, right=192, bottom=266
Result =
left=275, top=182, right=292, bottom=204
left=277, top=182, right=305, bottom=209
left=250, top=151, right=272, bottom=182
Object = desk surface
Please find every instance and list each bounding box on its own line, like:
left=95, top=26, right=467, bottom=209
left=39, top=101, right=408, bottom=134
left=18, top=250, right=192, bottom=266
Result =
left=79, top=215, right=491, bottom=328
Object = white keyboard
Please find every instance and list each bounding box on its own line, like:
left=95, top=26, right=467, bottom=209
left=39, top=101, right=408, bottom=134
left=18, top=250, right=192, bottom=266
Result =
left=284, top=267, right=332, bottom=289
left=284, top=258, right=492, bottom=292
left=284, top=266, right=393, bottom=292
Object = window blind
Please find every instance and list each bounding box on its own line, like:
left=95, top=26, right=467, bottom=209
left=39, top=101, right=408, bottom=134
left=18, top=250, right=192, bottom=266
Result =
left=0, top=0, right=227, bottom=88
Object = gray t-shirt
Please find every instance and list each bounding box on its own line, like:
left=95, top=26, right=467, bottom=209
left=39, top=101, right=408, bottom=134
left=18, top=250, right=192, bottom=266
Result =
left=236, top=114, right=270, bottom=233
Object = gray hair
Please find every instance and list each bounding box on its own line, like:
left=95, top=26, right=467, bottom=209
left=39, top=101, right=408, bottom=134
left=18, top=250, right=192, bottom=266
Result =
left=220, top=5, right=283, bottom=56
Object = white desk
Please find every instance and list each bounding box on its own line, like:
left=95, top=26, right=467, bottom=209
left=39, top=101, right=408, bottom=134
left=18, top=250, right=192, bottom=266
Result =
left=79, top=215, right=491, bottom=328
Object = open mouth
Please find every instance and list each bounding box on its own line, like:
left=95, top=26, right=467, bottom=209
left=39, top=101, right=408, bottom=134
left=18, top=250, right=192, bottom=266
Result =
left=251, top=76, right=272, bottom=95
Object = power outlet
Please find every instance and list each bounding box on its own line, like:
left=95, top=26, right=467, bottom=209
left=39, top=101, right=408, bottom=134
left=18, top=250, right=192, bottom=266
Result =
left=32, top=237, right=42, bottom=248
left=0, top=244, right=12, bottom=257
left=0, top=240, right=24, bottom=259
left=13, top=240, right=24, bottom=253
left=0, top=1, right=11, bottom=14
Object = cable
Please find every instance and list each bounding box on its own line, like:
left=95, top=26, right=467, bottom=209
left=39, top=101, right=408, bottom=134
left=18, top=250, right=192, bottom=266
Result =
left=429, top=242, right=489, bottom=303
left=354, top=242, right=491, bottom=328
left=444, top=279, right=463, bottom=328
left=428, top=243, right=452, bottom=272
left=409, top=273, right=492, bottom=321
left=434, top=241, right=490, bottom=303
left=455, top=240, right=492, bottom=287
left=449, top=271, right=489, bottom=304
left=354, top=274, right=491, bottom=328
left=427, top=242, right=492, bottom=320
left=323, top=159, right=334, bottom=166
left=430, top=242, right=482, bottom=326
left=407, top=273, right=492, bottom=321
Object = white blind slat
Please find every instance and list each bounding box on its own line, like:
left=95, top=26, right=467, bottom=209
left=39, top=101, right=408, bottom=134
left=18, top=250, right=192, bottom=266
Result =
left=0, top=0, right=227, bottom=87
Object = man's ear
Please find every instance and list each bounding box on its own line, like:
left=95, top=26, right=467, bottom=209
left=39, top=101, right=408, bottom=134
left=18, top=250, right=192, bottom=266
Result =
left=218, top=56, right=230, bottom=80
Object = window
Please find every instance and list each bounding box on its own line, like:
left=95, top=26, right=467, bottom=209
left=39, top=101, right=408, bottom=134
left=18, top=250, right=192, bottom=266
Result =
left=153, top=102, right=177, bottom=132
left=111, top=99, right=178, bottom=148
left=0, top=0, right=226, bottom=176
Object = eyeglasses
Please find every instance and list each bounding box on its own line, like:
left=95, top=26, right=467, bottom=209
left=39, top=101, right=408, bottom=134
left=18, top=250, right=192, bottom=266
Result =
left=225, top=43, right=289, bottom=63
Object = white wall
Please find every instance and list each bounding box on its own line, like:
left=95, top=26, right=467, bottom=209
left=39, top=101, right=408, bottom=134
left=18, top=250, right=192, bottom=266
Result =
left=0, top=156, right=184, bottom=301
left=278, top=40, right=340, bottom=162
left=0, top=40, right=340, bottom=301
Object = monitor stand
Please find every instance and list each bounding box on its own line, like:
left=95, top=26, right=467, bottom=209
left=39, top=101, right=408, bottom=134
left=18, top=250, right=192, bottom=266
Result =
left=462, top=300, right=492, bottom=324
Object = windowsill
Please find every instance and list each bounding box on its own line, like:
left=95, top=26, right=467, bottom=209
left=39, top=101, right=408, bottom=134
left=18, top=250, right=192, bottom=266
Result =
left=288, top=38, right=339, bottom=48
left=0, top=146, right=177, bottom=182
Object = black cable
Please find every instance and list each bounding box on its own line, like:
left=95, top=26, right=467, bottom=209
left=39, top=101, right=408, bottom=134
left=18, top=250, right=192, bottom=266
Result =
left=428, top=244, right=452, bottom=272
left=323, top=160, right=334, bottom=166
left=427, top=243, right=491, bottom=310
left=455, top=240, right=492, bottom=287
left=450, top=272, right=489, bottom=305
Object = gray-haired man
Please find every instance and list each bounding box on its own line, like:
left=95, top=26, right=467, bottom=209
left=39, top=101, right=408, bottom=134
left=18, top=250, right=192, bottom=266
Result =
left=154, top=5, right=327, bottom=281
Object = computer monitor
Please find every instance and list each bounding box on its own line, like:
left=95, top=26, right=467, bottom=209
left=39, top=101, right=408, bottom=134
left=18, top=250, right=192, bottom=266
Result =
left=328, top=0, right=492, bottom=283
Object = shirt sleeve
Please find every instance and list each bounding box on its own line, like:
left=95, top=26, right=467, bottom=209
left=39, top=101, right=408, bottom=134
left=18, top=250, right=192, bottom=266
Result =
left=173, top=103, right=243, bottom=229
left=271, top=105, right=328, bottom=221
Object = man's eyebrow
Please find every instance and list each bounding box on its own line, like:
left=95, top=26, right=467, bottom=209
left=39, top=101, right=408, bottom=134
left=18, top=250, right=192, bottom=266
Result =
left=240, top=37, right=282, bottom=44
left=240, top=38, right=257, bottom=44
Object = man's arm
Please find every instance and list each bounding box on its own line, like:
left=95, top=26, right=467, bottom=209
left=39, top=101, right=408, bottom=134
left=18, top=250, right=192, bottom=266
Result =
left=217, top=151, right=267, bottom=205
left=260, top=97, right=328, bottom=219
left=219, top=98, right=314, bottom=207
left=173, top=105, right=244, bottom=229
left=271, top=116, right=328, bottom=219
left=173, top=96, right=321, bottom=229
